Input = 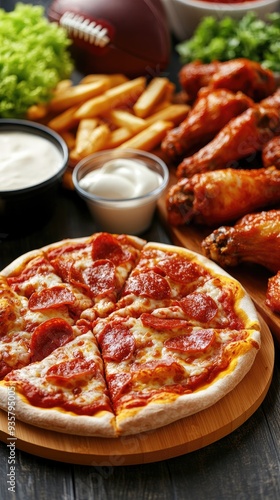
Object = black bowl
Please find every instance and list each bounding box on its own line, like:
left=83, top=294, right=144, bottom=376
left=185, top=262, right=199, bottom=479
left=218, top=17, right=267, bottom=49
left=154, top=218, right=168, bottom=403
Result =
left=0, top=119, right=69, bottom=237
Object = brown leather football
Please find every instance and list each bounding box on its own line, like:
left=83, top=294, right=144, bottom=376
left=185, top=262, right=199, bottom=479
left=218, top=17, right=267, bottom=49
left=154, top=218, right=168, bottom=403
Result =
left=48, top=0, right=171, bottom=78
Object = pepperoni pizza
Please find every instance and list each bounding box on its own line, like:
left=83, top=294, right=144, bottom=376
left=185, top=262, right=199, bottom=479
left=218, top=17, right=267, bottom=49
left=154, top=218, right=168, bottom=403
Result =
left=0, top=233, right=261, bottom=437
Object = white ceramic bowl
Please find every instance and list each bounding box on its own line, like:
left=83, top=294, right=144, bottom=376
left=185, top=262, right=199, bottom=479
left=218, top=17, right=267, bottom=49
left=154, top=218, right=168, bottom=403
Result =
left=162, top=0, right=280, bottom=40
left=72, top=149, right=169, bottom=235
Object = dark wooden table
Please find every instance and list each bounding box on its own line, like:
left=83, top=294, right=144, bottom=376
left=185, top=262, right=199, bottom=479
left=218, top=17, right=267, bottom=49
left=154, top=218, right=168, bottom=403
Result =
left=1, top=1, right=280, bottom=499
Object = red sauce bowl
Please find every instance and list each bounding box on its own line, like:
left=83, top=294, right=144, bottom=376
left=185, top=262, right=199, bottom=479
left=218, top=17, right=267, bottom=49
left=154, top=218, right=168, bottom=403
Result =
left=161, top=0, right=280, bottom=40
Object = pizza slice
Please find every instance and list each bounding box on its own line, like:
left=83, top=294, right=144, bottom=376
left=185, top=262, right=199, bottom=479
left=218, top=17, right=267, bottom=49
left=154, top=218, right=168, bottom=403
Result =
left=44, top=232, right=145, bottom=318
left=0, top=232, right=145, bottom=378
left=115, top=242, right=212, bottom=317
left=94, top=311, right=260, bottom=436
left=3, top=233, right=145, bottom=321
left=2, top=246, right=95, bottom=322
left=93, top=243, right=261, bottom=435
left=0, top=332, right=117, bottom=437
left=0, top=255, right=93, bottom=377
left=115, top=243, right=259, bottom=330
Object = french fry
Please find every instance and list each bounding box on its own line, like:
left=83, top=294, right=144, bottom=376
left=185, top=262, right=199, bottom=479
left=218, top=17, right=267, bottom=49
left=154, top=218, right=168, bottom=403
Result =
left=75, top=77, right=146, bottom=119
left=70, top=120, right=110, bottom=161
left=149, top=100, right=171, bottom=114
left=59, top=131, right=76, bottom=150
left=149, top=82, right=176, bottom=114
left=54, top=79, right=73, bottom=93
left=62, top=169, right=75, bottom=190
left=70, top=118, right=99, bottom=158
left=105, top=127, right=134, bottom=149
left=47, top=105, right=80, bottom=131
left=160, top=81, right=176, bottom=104
left=106, top=109, right=146, bottom=133
left=26, top=72, right=191, bottom=190
left=145, top=104, right=190, bottom=126
left=26, top=103, right=49, bottom=121
left=80, top=74, right=129, bottom=88
left=133, top=77, right=169, bottom=118
left=117, top=120, right=173, bottom=151
left=134, top=79, right=176, bottom=118
left=49, top=79, right=110, bottom=112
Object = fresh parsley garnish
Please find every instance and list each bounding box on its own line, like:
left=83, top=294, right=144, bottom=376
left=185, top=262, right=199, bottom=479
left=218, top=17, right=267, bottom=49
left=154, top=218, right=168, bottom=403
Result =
left=176, top=12, right=280, bottom=72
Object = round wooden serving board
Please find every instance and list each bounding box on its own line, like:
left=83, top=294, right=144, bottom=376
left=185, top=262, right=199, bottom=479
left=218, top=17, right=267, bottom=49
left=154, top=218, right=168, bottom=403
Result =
left=0, top=316, right=274, bottom=466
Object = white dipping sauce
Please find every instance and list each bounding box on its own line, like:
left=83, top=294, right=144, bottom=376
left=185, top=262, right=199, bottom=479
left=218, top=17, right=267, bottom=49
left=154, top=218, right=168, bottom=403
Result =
left=0, top=131, right=63, bottom=190
left=77, top=157, right=165, bottom=234
left=79, top=158, right=162, bottom=199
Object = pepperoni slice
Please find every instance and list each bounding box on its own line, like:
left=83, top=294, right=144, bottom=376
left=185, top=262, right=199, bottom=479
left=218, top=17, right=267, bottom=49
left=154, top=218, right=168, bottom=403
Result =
left=50, top=256, right=74, bottom=283
left=46, top=358, right=97, bottom=387
left=124, top=271, right=171, bottom=300
left=98, top=323, right=135, bottom=362
left=159, top=257, right=208, bottom=283
left=141, top=313, right=189, bottom=331
left=82, top=260, right=116, bottom=297
left=28, top=286, right=76, bottom=311
left=30, top=318, right=74, bottom=362
left=92, top=233, right=130, bottom=265
left=179, top=292, right=218, bottom=323
left=68, top=259, right=116, bottom=298
left=165, top=329, right=216, bottom=354
left=107, top=372, right=132, bottom=402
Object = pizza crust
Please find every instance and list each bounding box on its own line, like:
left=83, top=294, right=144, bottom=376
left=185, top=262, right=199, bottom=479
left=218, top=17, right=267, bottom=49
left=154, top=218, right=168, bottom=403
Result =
left=1, top=233, right=145, bottom=276
left=0, top=383, right=117, bottom=437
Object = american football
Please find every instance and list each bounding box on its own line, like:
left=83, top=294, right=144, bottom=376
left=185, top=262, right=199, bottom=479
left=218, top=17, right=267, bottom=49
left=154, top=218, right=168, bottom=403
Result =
left=48, top=0, right=171, bottom=77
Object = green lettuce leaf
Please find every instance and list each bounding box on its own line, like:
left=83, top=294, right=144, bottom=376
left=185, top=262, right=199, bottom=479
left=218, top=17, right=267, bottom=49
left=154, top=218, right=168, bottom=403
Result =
left=0, top=3, right=74, bottom=118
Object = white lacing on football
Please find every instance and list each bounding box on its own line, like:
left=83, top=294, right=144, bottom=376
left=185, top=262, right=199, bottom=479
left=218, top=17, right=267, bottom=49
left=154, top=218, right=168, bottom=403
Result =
left=60, top=11, right=111, bottom=47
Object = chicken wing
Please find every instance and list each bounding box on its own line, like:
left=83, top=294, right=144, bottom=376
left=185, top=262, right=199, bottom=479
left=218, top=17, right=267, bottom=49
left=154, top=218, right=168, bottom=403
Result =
left=266, top=271, right=280, bottom=313
left=259, top=87, right=280, bottom=110
left=161, top=89, right=253, bottom=161
left=166, top=167, right=280, bottom=227
left=176, top=105, right=280, bottom=178
left=201, top=209, right=280, bottom=274
left=262, top=135, right=280, bottom=169
left=178, top=60, right=220, bottom=102
left=179, top=58, right=276, bottom=102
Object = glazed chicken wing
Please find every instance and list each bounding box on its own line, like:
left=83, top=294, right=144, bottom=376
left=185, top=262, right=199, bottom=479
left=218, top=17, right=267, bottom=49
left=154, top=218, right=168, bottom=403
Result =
left=259, top=87, right=280, bottom=109
left=178, top=60, right=220, bottom=102
left=179, top=58, right=276, bottom=103
left=262, top=135, right=280, bottom=169
left=176, top=105, right=280, bottom=178
left=266, top=271, right=280, bottom=313
left=201, top=210, right=280, bottom=274
left=161, top=89, right=253, bottom=161
left=167, top=167, right=280, bottom=226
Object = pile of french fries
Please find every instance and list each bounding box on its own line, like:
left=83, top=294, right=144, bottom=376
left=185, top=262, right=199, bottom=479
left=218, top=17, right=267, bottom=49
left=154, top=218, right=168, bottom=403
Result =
left=27, top=73, right=190, bottom=189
